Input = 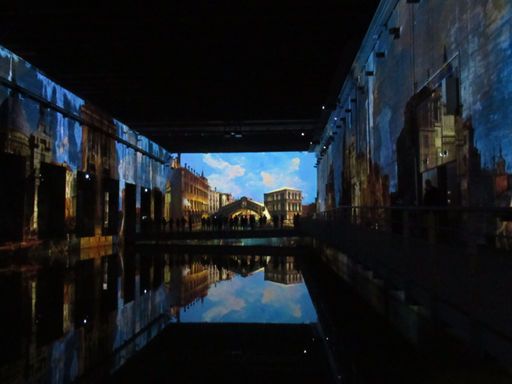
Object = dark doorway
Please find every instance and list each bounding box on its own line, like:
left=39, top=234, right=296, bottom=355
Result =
left=76, top=171, right=96, bottom=237
left=152, top=253, right=163, bottom=288
left=124, top=183, right=136, bottom=240
left=74, top=259, right=95, bottom=329
left=140, top=187, right=151, bottom=234
left=0, top=271, right=30, bottom=363
left=440, top=161, right=459, bottom=206
left=123, top=248, right=136, bottom=303
left=139, top=252, right=151, bottom=296
left=153, top=189, right=163, bottom=233
left=0, top=153, right=26, bottom=243
left=36, top=263, right=64, bottom=346
left=38, top=163, right=66, bottom=239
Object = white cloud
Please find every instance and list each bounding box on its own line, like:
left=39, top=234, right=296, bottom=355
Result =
left=203, top=154, right=246, bottom=197
left=259, top=157, right=306, bottom=192
left=289, top=157, right=300, bottom=172
left=261, top=171, right=277, bottom=188
left=207, top=173, right=242, bottom=196
left=204, top=154, right=245, bottom=179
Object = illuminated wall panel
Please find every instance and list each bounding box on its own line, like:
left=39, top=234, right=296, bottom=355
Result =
left=317, top=0, right=512, bottom=210
left=0, top=45, right=174, bottom=246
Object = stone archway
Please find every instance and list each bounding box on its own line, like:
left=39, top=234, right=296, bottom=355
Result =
left=216, top=196, right=270, bottom=219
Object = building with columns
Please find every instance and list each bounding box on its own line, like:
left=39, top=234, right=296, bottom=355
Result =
left=264, top=187, right=302, bottom=226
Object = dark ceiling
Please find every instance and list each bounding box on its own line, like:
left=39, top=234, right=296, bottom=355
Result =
left=1, top=1, right=379, bottom=152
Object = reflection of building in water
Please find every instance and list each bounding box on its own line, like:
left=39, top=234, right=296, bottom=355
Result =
left=170, top=259, right=234, bottom=319
left=264, top=256, right=303, bottom=285
left=0, top=265, right=37, bottom=365
left=169, top=262, right=209, bottom=311
left=226, top=255, right=268, bottom=277
left=0, top=250, right=173, bottom=383
left=207, top=263, right=233, bottom=286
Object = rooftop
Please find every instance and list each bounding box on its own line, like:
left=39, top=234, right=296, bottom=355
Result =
left=265, top=187, right=302, bottom=194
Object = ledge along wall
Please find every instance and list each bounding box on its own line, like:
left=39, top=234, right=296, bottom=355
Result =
left=316, top=0, right=512, bottom=212
left=0, top=46, right=173, bottom=253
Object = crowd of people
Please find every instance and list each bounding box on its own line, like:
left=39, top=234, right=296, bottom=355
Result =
left=158, top=213, right=302, bottom=232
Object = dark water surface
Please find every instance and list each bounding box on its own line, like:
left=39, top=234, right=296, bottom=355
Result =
left=2, top=241, right=509, bottom=384
left=0, top=245, right=323, bottom=383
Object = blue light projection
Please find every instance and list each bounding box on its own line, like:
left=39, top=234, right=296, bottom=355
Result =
left=179, top=269, right=318, bottom=324
left=181, top=152, right=317, bottom=204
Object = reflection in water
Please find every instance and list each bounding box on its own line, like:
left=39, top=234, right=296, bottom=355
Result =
left=174, top=255, right=316, bottom=323
left=0, top=248, right=316, bottom=383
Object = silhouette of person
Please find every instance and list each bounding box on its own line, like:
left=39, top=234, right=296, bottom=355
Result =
left=273, top=214, right=279, bottom=228
left=423, top=179, right=441, bottom=206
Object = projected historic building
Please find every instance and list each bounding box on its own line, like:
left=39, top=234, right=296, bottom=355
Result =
left=208, top=187, right=220, bottom=214
left=264, top=187, right=302, bottom=226
left=169, top=159, right=209, bottom=221
left=208, top=187, right=233, bottom=214
left=0, top=46, right=174, bottom=249
left=217, top=196, right=270, bottom=220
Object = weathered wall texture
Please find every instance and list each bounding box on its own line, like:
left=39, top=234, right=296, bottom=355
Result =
left=317, top=0, right=512, bottom=211
left=0, top=46, right=172, bottom=250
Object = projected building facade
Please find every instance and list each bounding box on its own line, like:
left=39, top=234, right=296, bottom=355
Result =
left=264, top=187, right=302, bottom=225
left=0, top=46, right=174, bottom=249
left=315, top=0, right=512, bottom=215
left=170, top=161, right=209, bottom=220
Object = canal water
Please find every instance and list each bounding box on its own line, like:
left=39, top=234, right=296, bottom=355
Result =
left=2, top=241, right=508, bottom=383
left=0, top=244, right=328, bottom=384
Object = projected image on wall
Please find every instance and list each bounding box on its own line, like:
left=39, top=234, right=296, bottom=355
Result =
left=168, top=152, right=316, bottom=228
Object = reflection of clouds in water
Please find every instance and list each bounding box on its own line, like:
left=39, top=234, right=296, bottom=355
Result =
left=292, top=305, right=302, bottom=318
left=261, top=284, right=305, bottom=319
left=208, top=277, right=243, bottom=301
left=262, top=287, right=275, bottom=303
left=202, top=277, right=246, bottom=322
left=202, top=296, right=246, bottom=322
left=261, top=285, right=301, bottom=304
left=182, top=270, right=317, bottom=323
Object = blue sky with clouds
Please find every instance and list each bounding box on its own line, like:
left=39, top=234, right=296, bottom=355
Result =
left=179, top=269, right=318, bottom=324
left=181, top=152, right=317, bottom=204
